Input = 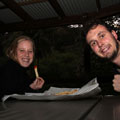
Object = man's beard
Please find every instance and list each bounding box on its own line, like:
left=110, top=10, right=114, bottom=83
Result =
left=105, top=40, right=119, bottom=61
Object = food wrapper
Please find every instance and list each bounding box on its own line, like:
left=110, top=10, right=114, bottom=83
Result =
left=2, top=78, right=101, bottom=102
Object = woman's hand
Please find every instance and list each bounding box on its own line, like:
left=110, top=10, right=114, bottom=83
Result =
left=113, top=74, right=120, bottom=92
left=30, top=77, right=45, bottom=90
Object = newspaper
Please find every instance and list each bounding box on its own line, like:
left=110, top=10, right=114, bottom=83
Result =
left=2, top=78, right=101, bottom=102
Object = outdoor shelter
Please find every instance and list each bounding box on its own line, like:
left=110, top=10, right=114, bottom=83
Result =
left=0, top=0, right=120, bottom=32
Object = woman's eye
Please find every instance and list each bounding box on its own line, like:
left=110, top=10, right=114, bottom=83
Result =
left=28, top=50, right=33, bottom=53
left=20, top=49, right=24, bottom=52
left=19, top=49, right=25, bottom=53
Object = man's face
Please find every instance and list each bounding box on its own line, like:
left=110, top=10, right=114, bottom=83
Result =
left=16, top=40, right=34, bottom=68
left=86, top=24, right=119, bottom=60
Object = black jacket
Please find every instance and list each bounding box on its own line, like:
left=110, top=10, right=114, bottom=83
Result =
left=0, top=59, right=34, bottom=98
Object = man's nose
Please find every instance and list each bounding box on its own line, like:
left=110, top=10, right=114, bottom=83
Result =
left=98, top=41, right=104, bottom=48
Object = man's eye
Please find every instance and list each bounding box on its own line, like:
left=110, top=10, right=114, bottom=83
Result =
left=99, top=34, right=105, bottom=38
left=90, top=41, right=97, bottom=47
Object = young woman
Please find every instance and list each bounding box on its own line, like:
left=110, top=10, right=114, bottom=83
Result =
left=0, top=35, right=44, bottom=99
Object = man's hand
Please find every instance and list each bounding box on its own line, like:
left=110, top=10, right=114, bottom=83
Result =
left=113, top=74, right=120, bottom=92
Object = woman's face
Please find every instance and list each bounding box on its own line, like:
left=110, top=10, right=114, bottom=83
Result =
left=16, top=39, right=34, bottom=67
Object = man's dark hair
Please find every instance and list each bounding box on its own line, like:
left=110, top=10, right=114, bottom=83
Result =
left=84, top=19, right=113, bottom=37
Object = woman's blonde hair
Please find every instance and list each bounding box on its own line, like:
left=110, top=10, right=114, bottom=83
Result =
left=6, top=35, right=35, bottom=61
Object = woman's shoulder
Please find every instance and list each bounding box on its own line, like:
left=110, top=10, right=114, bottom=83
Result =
left=0, top=59, right=18, bottom=71
left=2, top=59, right=13, bottom=66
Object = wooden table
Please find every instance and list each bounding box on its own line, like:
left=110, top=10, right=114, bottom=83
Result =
left=1, top=96, right=120, bottom=120
left=0, top=97, right=100, bottom=120
left=85, top=96, right=120, bottom=120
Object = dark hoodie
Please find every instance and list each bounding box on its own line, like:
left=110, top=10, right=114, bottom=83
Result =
left=0, top=59, right=34, bottom=99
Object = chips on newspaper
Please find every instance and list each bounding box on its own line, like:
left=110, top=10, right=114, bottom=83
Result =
left=55, top=89, right=78, bottom=95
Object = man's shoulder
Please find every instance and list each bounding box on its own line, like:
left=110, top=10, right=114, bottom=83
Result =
left=111, top=63, right=120, bottom=74
left=116, top=68, right=120, bottom=74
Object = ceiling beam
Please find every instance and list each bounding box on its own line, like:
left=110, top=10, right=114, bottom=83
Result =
left=0, top=3, right=120, bottom=32
left=18, top=0, right=47, bottom=6
left=96, top=0, right=101, bottom=11
left=18, top=0, right=65, bottom=18
left=96, top=3, right=120, bottom=18
left=1, top=0, right=34, bottom=21
left=0, top=16, right=90, bottom=32
left=0, top=20, right=4, bottom=24
left=48, top=0, right=65, bottom=18
left=0, top=6, right=6, bottom=9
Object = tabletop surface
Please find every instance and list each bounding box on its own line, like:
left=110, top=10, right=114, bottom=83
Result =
left=0, top=97, right=100, bottom=120
left=0, top=96, right=120, bottom=120
left=85, top=95, right=120, bottom=120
